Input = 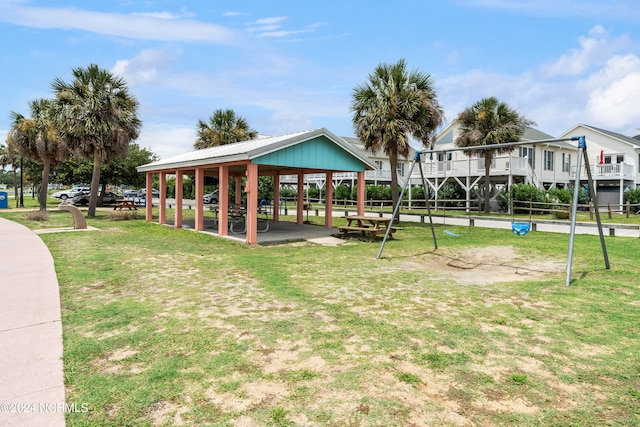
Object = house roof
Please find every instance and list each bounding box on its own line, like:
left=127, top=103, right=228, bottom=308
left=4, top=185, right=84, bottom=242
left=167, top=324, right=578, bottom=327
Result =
left=342, top=137, right=417, bottom=160
left=578, top=124, right=640, bottom=148
left=434, top=121, right=573, bottom=149
left=137, top=128, right=377, bottom=173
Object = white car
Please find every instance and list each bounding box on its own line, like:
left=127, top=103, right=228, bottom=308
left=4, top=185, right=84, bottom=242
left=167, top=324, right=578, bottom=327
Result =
left=51, top=187, right=89, bottom=200
left=204, top=190, right=219, bottom=204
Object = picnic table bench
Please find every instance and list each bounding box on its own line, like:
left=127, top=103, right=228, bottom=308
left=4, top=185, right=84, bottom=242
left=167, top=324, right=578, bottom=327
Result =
left=208, top=203, right=270, bottom=234
left=113, top=200, right=138, bottom=210
left=338, top=215, right=396, bottom=240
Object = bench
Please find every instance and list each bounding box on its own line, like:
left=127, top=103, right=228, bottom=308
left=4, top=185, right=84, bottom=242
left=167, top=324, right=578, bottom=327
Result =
left=113, top=200, right=138, bottom=210
left=58, top=204, right=87, bottom=229
left=338, top=225, right=395, bottom=240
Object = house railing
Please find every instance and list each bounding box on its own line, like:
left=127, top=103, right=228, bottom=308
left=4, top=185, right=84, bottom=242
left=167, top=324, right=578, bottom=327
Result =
left=280, top=169, right=395, bottom=184
left=570, top=163, right=635, bottom=180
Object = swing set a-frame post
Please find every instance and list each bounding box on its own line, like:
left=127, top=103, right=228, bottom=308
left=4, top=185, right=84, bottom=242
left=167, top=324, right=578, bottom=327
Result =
left=376, top=136, right=610, bottom=287
left=566, top=136, right=610, bottom=286
left=376, top=151, right=437, bottom=260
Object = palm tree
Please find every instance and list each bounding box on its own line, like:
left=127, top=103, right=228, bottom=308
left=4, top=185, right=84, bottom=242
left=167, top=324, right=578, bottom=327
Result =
left=454, top=97, right=532, bottom=213
left=52, top=64, right=141, bottom=217
left=351, top=59, right=443, bottom=218
left=7, top=98, right=68, bottom=211
left=194, top=109, right=257, bottom=149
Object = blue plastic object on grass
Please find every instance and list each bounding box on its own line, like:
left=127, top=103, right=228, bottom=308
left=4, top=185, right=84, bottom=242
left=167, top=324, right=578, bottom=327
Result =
left=511, top=222, right=531, bottom=236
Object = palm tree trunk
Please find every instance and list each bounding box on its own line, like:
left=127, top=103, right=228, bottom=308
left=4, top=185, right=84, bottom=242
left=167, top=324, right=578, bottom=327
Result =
left=88, top=150, right=102, bottom=217
left=484, top=152, right=492, bottom=213
left=40, top=159, right=50, bottom=211
left=389, top=150, right=400, bottom=220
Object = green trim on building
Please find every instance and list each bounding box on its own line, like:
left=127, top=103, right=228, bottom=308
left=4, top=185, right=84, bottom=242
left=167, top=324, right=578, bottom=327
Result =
left=253, top=135, right=368, bottom=171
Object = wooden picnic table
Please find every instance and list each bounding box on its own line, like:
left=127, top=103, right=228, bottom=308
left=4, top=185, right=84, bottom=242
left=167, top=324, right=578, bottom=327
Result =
left=113, top=200, right=138, bottom=210
left=338, top=215, right=396, bottom=240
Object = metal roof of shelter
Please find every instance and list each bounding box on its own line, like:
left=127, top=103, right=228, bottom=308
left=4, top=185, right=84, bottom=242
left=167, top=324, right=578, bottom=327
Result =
left=137, top=128, right=377, bottom=173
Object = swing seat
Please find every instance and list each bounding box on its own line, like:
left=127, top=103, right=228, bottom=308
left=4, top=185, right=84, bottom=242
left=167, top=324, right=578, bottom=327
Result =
left=511, top=222, right=531, bottom=236
left=444, top=229, right=465, bottom=237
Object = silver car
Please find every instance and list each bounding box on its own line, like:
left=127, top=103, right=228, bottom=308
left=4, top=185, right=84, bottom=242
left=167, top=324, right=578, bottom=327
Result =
left=204, top=190, right=219, bottom=204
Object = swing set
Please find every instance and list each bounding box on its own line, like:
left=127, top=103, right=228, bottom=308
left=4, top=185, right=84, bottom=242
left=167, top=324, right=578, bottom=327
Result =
left=376, top=136, right=610, bottom=286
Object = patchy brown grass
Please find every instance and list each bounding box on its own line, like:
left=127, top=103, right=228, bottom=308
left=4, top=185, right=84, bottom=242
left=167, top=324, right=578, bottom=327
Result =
left=21, top=215, right=639, bottom=426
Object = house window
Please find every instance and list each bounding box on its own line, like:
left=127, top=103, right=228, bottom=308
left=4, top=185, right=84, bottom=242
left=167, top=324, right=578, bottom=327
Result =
left=604, top=154, right=624, bottom=164
left=375, top=160, right=383, bottom=170
left=562, top=153, right=571, bottom=173
left=520, top=147, right=534, bottom=167
left=396, top=162, right=405, bottom=177
left=544, top=150, right=554, bottom=171
left=437, top=153, right=452, bottom=172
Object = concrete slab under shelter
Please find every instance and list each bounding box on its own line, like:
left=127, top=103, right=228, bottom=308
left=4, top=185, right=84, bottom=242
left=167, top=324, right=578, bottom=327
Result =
left=165, top=218, right=342, bottom=245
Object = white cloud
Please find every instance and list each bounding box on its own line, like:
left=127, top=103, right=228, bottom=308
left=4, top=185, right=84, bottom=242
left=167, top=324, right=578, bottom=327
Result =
left=246, top=16, right=323, bottom=38
left=0, top=3, right=235, bottom=43
left=254, top=17, right=288, bottom=25
left=136, top=123, right=197, bottom=160
left=540, top=25, right=631, bottom=78
left=436, top=26, right=640, bottom=137
left=110, top=49, right=174, bottom=85
left=583, top=54, right=640, bottom=129
left=441, top=55, right=640, bottom=137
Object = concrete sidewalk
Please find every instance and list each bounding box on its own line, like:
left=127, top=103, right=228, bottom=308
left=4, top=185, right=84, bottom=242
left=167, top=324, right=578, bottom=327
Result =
left=0, top=217, right=65, bottom=427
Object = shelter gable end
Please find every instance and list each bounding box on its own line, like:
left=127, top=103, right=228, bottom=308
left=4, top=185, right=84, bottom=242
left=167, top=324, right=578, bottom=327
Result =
left=252, top=135, right=367, bottom=171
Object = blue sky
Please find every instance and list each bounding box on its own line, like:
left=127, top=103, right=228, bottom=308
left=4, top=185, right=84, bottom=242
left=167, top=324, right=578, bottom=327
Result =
left=2, top=0, right=640, bottom=159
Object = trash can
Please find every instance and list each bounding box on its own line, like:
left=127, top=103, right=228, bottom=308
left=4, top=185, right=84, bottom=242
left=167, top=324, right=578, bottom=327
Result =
left=0, top=191, right=7, bottom=209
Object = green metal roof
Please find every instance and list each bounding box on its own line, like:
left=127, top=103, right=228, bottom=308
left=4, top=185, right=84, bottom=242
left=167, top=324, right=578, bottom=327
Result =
left=137, top=128, right=376, bottom=172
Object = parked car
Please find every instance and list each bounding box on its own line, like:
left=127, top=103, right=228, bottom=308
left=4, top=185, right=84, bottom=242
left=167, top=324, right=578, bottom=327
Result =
left=137, top=188, right=160, bottom=198
left=72, top=191, right=120, bottom=206
left=51, top=187, right=89, bottom=200
left=204, top=190, right=219, bottom=204
left=122, top=189, right=138, bottom=198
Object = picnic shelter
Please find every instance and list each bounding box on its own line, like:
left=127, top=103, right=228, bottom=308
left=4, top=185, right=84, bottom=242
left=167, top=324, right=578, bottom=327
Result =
left=136, top=128, right=377, bottom=244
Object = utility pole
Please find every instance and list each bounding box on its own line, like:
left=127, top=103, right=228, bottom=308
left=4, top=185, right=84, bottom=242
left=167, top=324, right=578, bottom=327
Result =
left=19, top=156, right=24, bottom=208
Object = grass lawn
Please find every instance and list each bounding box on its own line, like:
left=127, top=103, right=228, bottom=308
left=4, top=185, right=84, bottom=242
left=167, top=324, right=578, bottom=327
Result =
left=1, top=207, right=639, bottom=426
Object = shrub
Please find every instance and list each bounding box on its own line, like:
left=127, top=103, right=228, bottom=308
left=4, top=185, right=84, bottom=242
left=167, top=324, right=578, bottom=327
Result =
left=26, top=210, right=50, bottom=221
left=366, top=185, right=385, bottom=201
left=408, top=186, right=426, bottom=206
left=334, top=184, right=351, bottom=200
left=625, top=188, right=640, bottom=205
left=496, top=190, right=509, bottom=212
left=511, top=184, right=545, bottom=213
left=547, top=188, right=572, bottom=204
left=108, top=212, right=139, bottom=221
left=279, top=187, right=297, bottom=199
left=438, top=183, right=465, bottom=207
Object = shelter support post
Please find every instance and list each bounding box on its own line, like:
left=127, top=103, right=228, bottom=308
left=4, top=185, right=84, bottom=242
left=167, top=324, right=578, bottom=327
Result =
left=145, top=172, right=153, bottom=221
left=325, top=171, right=333, bottom=228
left=195, top=167, right=204, bottom=231
left=218, top=166, right=229, bottom=237
left=296, top=172, right=304, bottom=225
left=159, top=172, right=167, bottom=224
left=174, top=170, right=183, bottom=229
left=235, top=175, right=242, bottom=206
left=357, top=171, right=365, bottom=216
left=273, top=174, right=280, bottom=222
left=246, top=163, right=258, bottom=244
